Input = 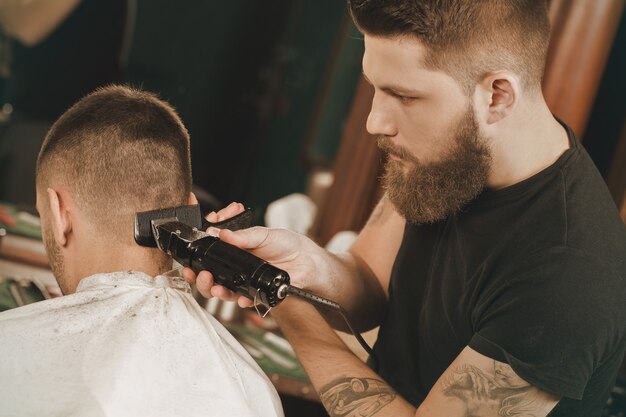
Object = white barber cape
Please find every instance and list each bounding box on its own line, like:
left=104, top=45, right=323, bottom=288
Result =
left=0, top=270, right=284, bottom=417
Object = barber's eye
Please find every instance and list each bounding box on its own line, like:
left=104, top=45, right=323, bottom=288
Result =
left=395, top=93, right=416, bottom=103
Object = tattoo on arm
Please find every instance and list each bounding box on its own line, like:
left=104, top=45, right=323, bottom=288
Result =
left=319, top=376, right=396, bottom=417
left=441, top=361, right=543, bottom=417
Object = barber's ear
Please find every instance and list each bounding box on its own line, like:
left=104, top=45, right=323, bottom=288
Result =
left=45, top=188, right=72, bottom=247
left=479, top=71, right=519, bottom=125
left=188, top=192, right=199, bottom=206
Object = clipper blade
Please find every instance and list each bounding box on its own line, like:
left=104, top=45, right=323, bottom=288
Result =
left=134, top=204, right=203, bottom=248
left=134, top=204, right=254, bottom=248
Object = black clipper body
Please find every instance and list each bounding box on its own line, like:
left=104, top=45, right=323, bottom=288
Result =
left=134, top=205, right=289, bottom=307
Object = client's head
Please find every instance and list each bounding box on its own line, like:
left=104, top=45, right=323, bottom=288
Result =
left=35, top=85, right=193, bottom=294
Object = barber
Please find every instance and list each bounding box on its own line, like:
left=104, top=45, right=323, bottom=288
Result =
left=186, top=1, right=626, bottom=416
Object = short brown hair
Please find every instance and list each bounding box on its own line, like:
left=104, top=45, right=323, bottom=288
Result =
left=348, top=0, right=551, bottom=93
left=36, top=85, right=192, bottom=237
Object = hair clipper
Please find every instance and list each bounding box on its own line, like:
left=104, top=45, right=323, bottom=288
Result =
left=134, top=204, right=289, bottom=308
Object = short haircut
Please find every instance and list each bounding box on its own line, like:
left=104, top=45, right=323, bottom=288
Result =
left=36, top=85, right=192, bottom=237
left=348, top=0, right=551, bottom=94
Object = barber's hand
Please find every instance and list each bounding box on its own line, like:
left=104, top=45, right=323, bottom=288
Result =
left=182, top=202, right=249, bottom=304
left=182, top=202, right=322, bottom=308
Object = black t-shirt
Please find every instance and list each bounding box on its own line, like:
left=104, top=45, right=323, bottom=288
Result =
left=370, top=122, right=626, bottom=417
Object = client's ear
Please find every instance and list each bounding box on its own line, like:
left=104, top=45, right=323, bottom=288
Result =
left=46, top=188, right=73, bottom=247
left=188, top=192, right=199, bottom=206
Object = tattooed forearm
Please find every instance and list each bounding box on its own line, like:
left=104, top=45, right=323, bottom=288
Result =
left=319, top=376, right=396, bottom=417
left=441, top=362, right=541, bottom=417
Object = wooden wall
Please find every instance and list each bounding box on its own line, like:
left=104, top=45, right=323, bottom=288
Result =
left=544, top=0, right=624, bottom=138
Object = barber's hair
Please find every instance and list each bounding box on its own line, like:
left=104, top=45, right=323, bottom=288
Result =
left=36, top=85, right=192, bottom=236
left=348, top=0, right=551, bottom=93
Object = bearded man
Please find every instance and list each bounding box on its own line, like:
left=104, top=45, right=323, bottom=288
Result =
left=188, top=1, right=626, bottom=417
left=0, top=85, right=283, bottom=417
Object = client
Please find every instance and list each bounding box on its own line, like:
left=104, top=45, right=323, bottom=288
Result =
left=0, top=85, right=283, bottom=417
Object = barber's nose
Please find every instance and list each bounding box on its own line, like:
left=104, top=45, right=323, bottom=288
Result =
left=366, top=92, right=397, bottom=138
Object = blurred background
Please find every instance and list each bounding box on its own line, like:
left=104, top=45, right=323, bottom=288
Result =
left=0, top=1, right=624, bottom=415
left=0, top=0, right=364, bottom=226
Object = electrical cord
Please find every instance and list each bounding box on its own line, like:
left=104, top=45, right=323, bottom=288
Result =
left=285, top=285, right=375, bottom=359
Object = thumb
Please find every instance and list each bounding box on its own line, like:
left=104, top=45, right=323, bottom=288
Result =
left=218, top=226, right=271, bottom=251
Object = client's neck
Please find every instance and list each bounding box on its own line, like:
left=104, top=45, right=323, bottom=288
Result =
left=69, top=239, right=173, bottom=289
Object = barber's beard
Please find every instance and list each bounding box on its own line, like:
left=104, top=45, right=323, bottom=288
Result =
left=379, top=109, right=491, bottom=224
left=42, top=220, right=69, bottom=295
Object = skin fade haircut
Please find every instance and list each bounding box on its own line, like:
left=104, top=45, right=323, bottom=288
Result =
left=36, top=85, right=192, bottom=238
left=348, top=0, right=551, bottom=94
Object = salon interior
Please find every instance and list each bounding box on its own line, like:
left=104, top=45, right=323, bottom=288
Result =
left=0, top=1, right=625, bottom=416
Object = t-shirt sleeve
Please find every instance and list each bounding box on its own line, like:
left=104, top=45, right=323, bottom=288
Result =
left=468, top=247, right=625, bottom=400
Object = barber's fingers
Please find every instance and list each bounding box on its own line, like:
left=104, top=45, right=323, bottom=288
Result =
left=195, top=270, right=238, bottom=302
left=220, top=226, right=294, bottom=253
left=237, top=297, right=254, bottom=308
left=194, top=270, right=214, bottom=298
left=182, top=267, right=196, bottom=283
left=190, top=269, right=253, bottom=307
left=205, top=202, right=245, bottom=223
left=220, top=227, right=302, bottom=266
left=218, top=227, right=268, bottom=250
left=210, top=285, right=254, bottom=308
